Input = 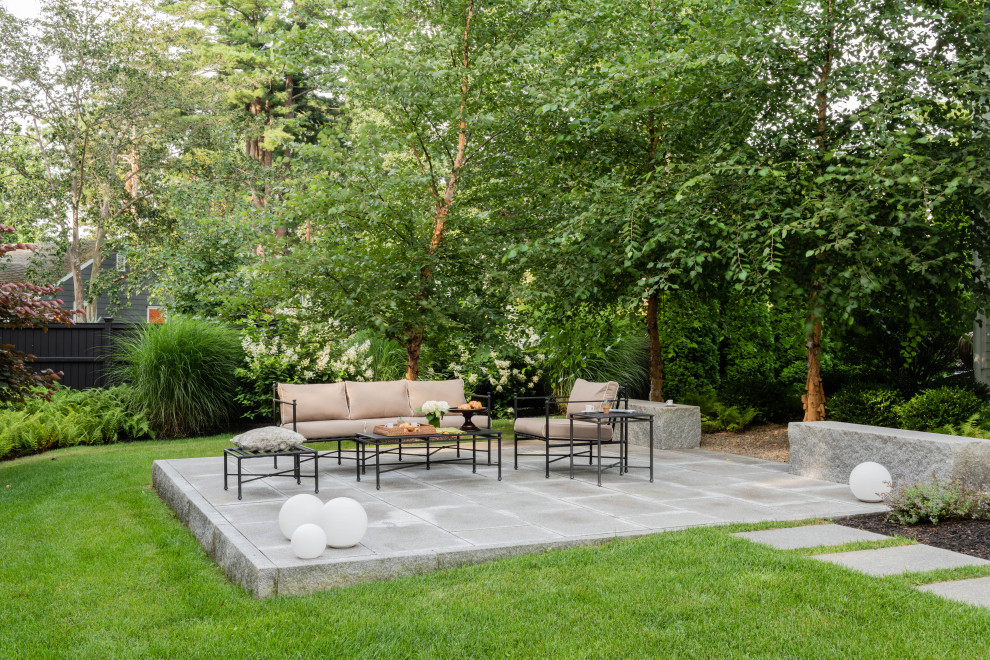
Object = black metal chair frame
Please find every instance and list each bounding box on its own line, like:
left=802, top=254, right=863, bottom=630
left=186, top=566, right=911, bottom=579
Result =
left=512, top=385, right=629, bottom=477
left=223, top=446, right=319, bottom=501
left=272, top=383, right=492, bottom=464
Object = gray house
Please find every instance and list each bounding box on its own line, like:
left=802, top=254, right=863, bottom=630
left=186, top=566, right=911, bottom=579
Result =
left=0, top=245, right=160, bottom=323
left=55, top=254, right=159, bottom=323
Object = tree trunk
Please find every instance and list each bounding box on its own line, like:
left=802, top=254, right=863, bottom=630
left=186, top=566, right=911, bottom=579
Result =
left=403, top=1, right=474, bottom=381
left=803, top=307, right=826, bottom=421
left=405, top=329, right=423, bottom=380
left=647, top=289, right=664, bottom=401
left=802, top=0, right=834, bottom=421
left=84, top=220, right=107, bottom=322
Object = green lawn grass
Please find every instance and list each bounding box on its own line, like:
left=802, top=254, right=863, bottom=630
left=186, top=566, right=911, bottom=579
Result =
left=2, top=431, right=989, bottom=658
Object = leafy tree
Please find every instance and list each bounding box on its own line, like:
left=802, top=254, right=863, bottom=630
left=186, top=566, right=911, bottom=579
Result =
left=269, top=0, right=541, bottom=379
left=507, top=0, right=762, bottom=400
left=0, top=0, right=184, bottom=321
left=683, top=0, right=990, bottom=419
left=163, top=0, right=339, bottom=235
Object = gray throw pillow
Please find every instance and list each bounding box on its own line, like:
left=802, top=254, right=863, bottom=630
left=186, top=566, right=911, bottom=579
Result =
left=231, top=426, right=306, bottom=452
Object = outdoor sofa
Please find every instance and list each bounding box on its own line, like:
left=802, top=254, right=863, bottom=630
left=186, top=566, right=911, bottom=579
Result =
left=513, top=378, right=626, bottom=477
left=273, top=379, right=491, bottom=461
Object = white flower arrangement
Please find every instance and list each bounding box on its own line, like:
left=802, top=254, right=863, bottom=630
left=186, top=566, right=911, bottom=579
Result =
left=419, top=400, right=450, bottom=416
left=418, top=400, right=450, bottom=427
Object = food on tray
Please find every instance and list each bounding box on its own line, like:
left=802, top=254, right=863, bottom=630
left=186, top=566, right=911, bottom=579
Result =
left=456, top=400, right=484, bottom=410
left=469, top=400, right=483, bottom=409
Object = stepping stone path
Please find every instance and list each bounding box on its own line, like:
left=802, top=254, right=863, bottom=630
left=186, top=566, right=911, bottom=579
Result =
left=733, top=524, right=990, bottom=609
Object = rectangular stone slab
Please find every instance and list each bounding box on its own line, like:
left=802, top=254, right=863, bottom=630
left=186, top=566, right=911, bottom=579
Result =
left=789, top=421, right=990, bottom=487
left=813, top=544, right=989, bottom=576
left=918, top=577, right=990, bottom=608
left=734, top=524, right=891, bottom=550
left=625, top=400, right=701, bottom=450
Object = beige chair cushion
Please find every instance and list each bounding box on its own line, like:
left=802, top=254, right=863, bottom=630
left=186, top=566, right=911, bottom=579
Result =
left=345, top=380, right=413, bottom=419
left=514, top=417, right=614, bottom=441
left=277, top=382, right=349, bottom=423
left=281, top=419, right=366, bottom=439
left=407, top=379, right=468, bottom=412
left=566, top=379, right=620, bottom=415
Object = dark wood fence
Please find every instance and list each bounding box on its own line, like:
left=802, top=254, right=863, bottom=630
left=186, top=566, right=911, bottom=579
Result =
left=0, top=318, right=136, bottom=390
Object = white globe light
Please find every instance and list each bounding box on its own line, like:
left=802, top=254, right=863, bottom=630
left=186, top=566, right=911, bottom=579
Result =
left=278, top=494, right=324, bottom=540
left=849, top=462, right=893, bottom=502
left=320, top=497, right=369, bottom=548
left=290, top=523, right=327, bottom=559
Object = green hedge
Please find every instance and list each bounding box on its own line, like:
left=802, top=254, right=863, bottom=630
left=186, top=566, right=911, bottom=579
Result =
left=827, top=387, right=905, bottom=427
left=897, top=386, right=982, bottom=432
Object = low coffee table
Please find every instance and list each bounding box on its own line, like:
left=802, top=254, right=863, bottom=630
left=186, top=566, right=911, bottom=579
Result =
left=354, top=428, right=502, bottom=489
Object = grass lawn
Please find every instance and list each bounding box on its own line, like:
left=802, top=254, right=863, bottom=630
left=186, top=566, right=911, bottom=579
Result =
left=2, top=430, right=989, bottom=658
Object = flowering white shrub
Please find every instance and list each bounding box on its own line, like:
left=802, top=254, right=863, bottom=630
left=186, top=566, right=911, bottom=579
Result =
left=235, top=312, right=390, bottom=419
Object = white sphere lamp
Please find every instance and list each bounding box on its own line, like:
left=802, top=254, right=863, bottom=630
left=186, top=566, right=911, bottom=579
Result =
left=849, top=462, right=892, bottom=502
left=320, top=497, right=369, bottom=548
left=290, top=523, right=327, bottom=559
left=278, top=494, right=324, bottom=540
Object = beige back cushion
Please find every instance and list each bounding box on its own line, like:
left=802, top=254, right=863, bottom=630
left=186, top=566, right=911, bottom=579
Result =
left=407, top=379, right=468, bottom=412
left=566, top=378, right=620, bottom=415
left=345, top=380, right=413, bottom=419
left=277, top=382, right=349, bottom=423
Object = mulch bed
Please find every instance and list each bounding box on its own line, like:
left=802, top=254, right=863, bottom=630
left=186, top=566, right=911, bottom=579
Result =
left=702, top=423, right=990, bottom=561
left=835, top=513, right=990, bottom=561
left=700, top=423, right=790, bottom=463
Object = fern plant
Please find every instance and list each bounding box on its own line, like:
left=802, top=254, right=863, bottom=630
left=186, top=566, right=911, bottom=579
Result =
left=0, top=386, right=153, bottom=460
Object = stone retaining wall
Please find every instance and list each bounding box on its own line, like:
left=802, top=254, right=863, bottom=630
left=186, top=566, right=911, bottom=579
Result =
left=789, top=421, right=990, bottom=486
left=625, top=400, right=701, bottom=450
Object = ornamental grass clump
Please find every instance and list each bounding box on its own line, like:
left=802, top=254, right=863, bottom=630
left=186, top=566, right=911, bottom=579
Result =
left=113, top=317, right=243, bottom=437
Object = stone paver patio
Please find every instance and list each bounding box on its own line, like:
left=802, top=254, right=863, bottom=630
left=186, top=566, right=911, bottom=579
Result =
left=153, top=441, right=887, bottom=597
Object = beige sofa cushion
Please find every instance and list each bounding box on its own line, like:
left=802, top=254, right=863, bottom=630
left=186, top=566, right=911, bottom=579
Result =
left=345, top=380, right=413, bottom=419
left=566, top=379, right=620, bottom=415
left=281, top=419, right=366, bottom=439
left=277, top=382, right=349, bottom=423
left=514, top=417, right=614, bottom=441
left=407, top=379, right=468, bottom=412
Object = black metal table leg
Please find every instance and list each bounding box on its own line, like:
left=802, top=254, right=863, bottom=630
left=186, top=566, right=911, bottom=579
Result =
left=223, top=453, right=229, bottom=491
left=472, top=435, right=477, bottom=473
left=649, top=416, right=654, bottom=482
left=375, top=443, right=381, bottom=490
left=498, top=434, right=502, bottom=480
left=596, top=422, right=602, bottom=487
left=237, top=455, right=243, bottom=500
left=356, top=442, right=362, bottom=482
left=569, top=417, right=575, bottom=479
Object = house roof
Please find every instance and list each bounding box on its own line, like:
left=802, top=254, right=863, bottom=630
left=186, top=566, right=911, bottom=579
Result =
left=0, top=241, right=98, bottom=285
